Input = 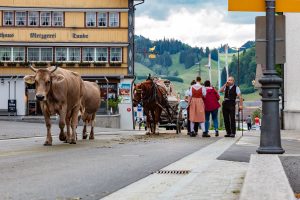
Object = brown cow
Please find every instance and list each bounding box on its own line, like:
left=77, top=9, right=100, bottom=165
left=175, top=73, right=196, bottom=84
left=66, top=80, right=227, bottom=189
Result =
left=80, top=81, right=101, bottom=140
left=24, top=66, right=84, bottom=145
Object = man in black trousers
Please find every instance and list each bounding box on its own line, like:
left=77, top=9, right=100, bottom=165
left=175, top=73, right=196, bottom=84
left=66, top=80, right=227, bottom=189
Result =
left=219, top=76, right=243, bottom=138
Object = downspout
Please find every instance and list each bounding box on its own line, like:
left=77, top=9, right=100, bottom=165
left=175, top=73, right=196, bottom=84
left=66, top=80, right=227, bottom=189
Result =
left=130, top=0, right=145, bottom=129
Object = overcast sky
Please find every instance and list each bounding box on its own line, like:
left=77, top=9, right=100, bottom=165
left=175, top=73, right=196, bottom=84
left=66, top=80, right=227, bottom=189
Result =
left=135, top=0, right=261, bottom=48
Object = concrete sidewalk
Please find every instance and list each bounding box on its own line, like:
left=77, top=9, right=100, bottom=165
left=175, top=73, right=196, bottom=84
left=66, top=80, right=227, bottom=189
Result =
left=101, top=130, right=300, bottom=200
left=102, top=133, right=248, bottom=200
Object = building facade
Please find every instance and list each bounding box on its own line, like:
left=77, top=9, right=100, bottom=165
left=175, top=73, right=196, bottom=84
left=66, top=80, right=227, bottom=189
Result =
left=0, top=0, right=142, bottom=116
left=284, top=13, right=300, bottom=129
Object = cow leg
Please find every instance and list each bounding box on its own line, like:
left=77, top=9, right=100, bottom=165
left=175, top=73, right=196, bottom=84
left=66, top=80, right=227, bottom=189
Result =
left=44, top=114, right=52, bottom=146
left=82, top=123, right=88, bottom=140
left=70, top=107, right=80, bottom=144
left=58, top=110, right=67, bottom=142
left=89, top=114, right=96, bottom=140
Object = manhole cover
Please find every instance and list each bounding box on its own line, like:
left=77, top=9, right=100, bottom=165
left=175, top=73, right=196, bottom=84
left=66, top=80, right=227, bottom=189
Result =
left=155, top=170, right=190, bottom=175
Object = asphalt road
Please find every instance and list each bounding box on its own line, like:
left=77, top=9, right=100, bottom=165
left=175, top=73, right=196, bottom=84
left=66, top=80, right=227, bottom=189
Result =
left=0, top=121, right=220, bottom=200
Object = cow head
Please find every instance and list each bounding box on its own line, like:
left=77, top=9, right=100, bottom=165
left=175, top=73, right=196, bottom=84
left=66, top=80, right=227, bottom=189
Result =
left=24, top=66, right=65, bottom=101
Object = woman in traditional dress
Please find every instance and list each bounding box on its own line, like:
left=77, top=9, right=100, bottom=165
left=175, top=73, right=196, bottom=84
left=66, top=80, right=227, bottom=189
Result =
left=188, top=76, right=207, bottom=137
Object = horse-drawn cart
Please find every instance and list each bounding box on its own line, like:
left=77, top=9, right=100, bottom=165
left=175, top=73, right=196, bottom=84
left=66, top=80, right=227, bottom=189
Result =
left=133, top=76, right=188, bottom=134
left=159, top=96, right=188, bottom=133
left=156, top=80, right=188, bottom=134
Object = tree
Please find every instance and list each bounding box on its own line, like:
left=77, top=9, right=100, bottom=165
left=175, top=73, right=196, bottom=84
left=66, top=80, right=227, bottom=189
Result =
left=205, top=47, right=210, bottom=57
left=211, top=48, right=219, bottom=61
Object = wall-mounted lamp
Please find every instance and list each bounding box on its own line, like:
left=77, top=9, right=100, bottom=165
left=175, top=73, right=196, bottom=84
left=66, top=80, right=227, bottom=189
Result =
left=0, top=78, right=4, bottom=84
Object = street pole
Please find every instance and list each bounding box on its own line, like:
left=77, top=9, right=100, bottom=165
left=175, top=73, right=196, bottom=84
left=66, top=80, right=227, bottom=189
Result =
left=217, top=50, right=221, bottom=91
left=237, top=48, right=240, bottom=86
left=225, top=44, right=229, bottom=80
left=237, top=48, right=240, bottom=130
left=217, top=50, right=221, bottom=128
left=208, top=53, right=212, bottom=83
left=257, top=0, right=284, bottom=154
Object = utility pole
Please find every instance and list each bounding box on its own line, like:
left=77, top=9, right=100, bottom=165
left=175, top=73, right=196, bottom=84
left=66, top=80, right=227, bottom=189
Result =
left=206, top=53, right=212, bottom=83
left=217, top=49, right=221, bottom=91
left=225, top=44, right=229, bottom=79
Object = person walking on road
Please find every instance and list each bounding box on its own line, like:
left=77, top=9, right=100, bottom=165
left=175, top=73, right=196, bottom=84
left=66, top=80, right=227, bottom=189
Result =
left=188, top=76, right=207, bottom=137
left=219, top=76, right=243, bottom=138
left=254, top=116, right=261, bottom=130
left=246, top=115, right=252, bottom=131
left=203, top=80, right=221, bottom=137
left=185, top=80, right=196, bottom=135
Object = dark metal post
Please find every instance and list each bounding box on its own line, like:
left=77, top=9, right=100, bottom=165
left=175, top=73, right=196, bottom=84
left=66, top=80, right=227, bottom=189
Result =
left=257, top=0, right=284, bottom=154
left=237, top=48, right=240, bottom=130
left=237, top=49, right=240, bottom=86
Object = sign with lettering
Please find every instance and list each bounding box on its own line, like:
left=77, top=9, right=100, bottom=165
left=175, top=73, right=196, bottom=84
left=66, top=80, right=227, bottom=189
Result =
left=30, top=33, right=56, bottom=39
left=73, top=33, right=88, bottom=39
left=228, top=0, right=300, bottom=12
left=0, top=33, right=14, bottom=38
left=8, top=99, right=17, bottom=113
left=0, top=29, right=128, bottom=43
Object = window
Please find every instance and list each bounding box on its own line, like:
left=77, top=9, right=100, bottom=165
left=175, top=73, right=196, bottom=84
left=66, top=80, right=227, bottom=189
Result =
left=52, top=12, right=64, bottom=26
left=86, top=12, right=96, bottom=27
left=27, top=48, right=39, bottom=62
left=28, top=12, right=39, bottom=26
left=0, top=47, right=12, bottom=61
left=3, top=11, right=14, bottom=26
left=15, top=12, right=26, bottom=26
left=110, top=48, right=122, bottom=62
left=40, top=12, right=51, bottom=26
left=83, top=48, right=95, bottom=62
left=98, top=12, right=107, bottom=27
left=28, top=48, right=53, bottom=62
left=96, top=48, right=108, bottom=62
left=109, top=12, right=119, bottom=27
left=68, top=48, right=81, bottom=62
left=13, top=47, right=25, bottom=62
left=55, top=48, right=67, bottom=62
left=41, top=48, right=53, bottom=62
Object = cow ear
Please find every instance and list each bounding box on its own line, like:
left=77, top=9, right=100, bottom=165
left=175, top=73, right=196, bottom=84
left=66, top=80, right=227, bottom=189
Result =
left=24, top=75, right=35, bottom=84
left=51, top=74, right=65, bottom=83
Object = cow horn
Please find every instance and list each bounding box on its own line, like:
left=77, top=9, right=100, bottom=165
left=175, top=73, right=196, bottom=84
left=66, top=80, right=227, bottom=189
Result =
left=29, top=65, right=37, bottom=72
left=50, top=66, right=58, bottom=73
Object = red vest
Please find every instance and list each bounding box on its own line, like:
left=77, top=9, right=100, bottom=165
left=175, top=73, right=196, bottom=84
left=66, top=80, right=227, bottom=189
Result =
left=192, top=87, right=203, bottom=98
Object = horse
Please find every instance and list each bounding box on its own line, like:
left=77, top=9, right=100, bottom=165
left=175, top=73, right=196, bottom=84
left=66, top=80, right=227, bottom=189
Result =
left=133, top=79, right=171, bottom=134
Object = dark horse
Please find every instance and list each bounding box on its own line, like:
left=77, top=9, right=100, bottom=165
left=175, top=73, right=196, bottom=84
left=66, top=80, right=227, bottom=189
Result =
left=133, top=78, right=171, bottom=134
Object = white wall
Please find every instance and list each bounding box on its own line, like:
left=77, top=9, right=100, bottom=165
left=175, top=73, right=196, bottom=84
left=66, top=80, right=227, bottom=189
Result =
left=284, top=13, right=300, bottom=129
left=0, top=78, right=26, bottom=116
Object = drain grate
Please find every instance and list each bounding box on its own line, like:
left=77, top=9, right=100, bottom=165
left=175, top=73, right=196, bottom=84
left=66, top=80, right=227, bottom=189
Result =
left=155, top=170, right=190, bottom=175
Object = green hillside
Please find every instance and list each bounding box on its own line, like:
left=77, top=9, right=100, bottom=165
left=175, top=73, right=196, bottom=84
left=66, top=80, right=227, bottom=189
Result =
left=135, top=62, right=155, bottom=76
left=135, top=53, right=229, bottom=95
left=134, top=53, right=259, bottom=101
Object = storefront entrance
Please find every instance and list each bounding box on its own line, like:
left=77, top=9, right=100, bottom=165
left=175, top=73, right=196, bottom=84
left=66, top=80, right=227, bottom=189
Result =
left=26, top=84, right=42, bottom=116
